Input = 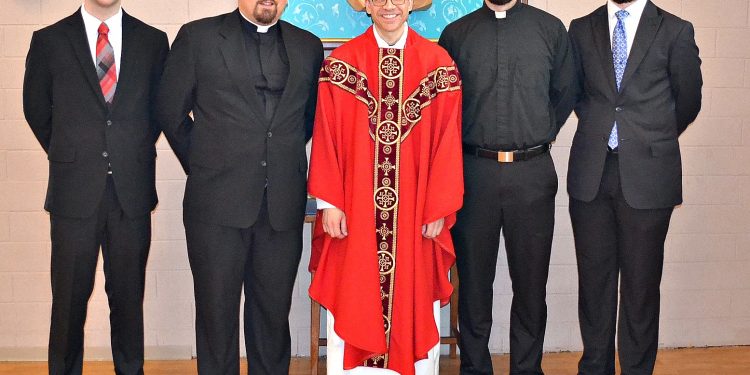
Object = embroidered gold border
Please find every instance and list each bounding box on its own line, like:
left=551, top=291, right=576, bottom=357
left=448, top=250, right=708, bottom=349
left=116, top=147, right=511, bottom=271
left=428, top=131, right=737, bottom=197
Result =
left=364, top=47, right=404, bottom=370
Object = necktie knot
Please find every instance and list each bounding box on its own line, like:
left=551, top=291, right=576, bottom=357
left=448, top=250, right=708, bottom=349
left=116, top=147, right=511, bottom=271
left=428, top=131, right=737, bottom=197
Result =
left=98, top=22, right=109, bottom=35
left=615, top=10, right=629, bottom=22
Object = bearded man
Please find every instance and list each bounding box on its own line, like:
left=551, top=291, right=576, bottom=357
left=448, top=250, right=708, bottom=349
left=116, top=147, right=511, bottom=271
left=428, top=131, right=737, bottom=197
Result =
left=439, top=0, right=577, bottom=373
left=156, top=0, right=323, bottom=373
left=308, top=0, right=463, bottom=374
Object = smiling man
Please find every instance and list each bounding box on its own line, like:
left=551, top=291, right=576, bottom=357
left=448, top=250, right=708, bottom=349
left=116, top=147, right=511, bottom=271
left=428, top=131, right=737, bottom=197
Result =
left=156, top=0, right=323, bottom=374
left=308, top=0, right=463, bottom=374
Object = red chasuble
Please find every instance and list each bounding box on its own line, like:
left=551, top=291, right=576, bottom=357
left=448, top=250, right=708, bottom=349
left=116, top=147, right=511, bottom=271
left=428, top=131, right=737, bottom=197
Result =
left=308, top=27, right=463, bottom=375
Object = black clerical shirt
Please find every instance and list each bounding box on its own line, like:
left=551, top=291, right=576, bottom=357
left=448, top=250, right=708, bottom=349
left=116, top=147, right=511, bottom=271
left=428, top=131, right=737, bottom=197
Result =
left=438, top=2, right=577, bottom=151
left=239, top=14, right=290, bottom=122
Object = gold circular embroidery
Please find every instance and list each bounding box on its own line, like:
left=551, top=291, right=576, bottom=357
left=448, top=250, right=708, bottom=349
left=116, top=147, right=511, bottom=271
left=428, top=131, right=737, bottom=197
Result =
left=376, top=121, right=401, bottom=145
left=383, top=314, right=392, bottom=334
left=377, top=251, right=396, bottom=274
left=374, top=186, right=398, bottom=211
left=328, top=62, right=350, bottom=84
left=380, top=55, right=403, bottom=79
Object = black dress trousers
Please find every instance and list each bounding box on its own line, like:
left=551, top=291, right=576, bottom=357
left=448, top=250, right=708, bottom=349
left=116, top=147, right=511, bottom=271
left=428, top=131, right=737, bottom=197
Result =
left=185, top=195, right=303, bottom=375
left=452, top=152, right=558, bottom=375
left=570, top=153, right=673, bottom=375
left=48, top=176, right=151, bottom=375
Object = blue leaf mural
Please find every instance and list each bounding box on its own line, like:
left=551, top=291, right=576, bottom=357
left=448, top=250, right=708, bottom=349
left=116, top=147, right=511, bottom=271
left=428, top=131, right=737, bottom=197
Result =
left=281, top=0, right=484, bottom=40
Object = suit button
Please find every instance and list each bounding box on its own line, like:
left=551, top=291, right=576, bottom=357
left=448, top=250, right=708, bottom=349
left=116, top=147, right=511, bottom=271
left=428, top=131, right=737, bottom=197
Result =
left=102, top=151, right=109, bottom=158
left=267, top=131, right=273, bottom=138
left=615, top=107, right=623, bottom=112
left=261, top=160, right=267, bottom=167
left=106, top=120, right=112, bottom=126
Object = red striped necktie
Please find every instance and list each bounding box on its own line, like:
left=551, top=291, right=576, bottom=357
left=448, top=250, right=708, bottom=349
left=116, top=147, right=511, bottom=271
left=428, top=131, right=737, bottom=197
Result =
left=96, top=22, right=117, bottom=106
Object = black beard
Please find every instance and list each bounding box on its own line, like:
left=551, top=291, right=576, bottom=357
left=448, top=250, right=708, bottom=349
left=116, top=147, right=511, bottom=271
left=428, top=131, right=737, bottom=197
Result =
left=612, top=0, right=634, bottom=3
left=253, top=2, right=277, bottom=24
left=488, top=0, right=513, bottom=5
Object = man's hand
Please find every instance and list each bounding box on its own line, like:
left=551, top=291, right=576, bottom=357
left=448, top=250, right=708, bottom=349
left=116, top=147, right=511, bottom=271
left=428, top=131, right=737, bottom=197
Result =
left=322, top=208, right=348, bottom=239
left=422, top=218, right=445, bottom=239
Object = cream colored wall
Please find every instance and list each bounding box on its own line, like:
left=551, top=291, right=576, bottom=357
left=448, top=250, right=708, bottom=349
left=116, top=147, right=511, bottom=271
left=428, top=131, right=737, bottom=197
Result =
left=0, top=0, right=748, bottom=361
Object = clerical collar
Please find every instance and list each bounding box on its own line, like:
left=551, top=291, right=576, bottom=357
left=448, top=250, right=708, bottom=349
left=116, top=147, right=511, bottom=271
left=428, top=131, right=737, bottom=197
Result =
left=239, top=10, right=278, bottom=33
left=482, top=1, right=522, bottom=19
left=373, top=23, right=408, bottom=49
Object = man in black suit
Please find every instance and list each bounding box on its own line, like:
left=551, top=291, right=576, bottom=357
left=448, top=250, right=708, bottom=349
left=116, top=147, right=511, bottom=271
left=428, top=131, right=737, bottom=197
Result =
left=156, top=0, right=323, bottom=373
left=22, top=0, right=168, bottom=374
left=567, top=0, right=702, bottom=373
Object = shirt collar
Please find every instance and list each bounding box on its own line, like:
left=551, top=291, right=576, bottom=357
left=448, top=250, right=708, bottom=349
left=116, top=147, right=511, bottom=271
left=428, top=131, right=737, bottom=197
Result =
left=373, top=23, right=409, bottom=49
left=481, top=0, right=522, bottom=19
left=80, top=3, right=123, bottom=31
left=239, top=9, right=278, bottom=33
left=607, top=0, right=648, bottom=21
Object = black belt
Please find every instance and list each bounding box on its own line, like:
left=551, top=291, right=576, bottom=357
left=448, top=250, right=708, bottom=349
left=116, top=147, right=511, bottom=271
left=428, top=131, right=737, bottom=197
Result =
left=463, top=143, right=550, bottom=163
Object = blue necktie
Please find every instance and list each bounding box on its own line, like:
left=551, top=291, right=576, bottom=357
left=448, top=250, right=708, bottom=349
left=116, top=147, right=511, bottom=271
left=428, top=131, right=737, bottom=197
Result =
left=608, top=9, right=629, bottom=150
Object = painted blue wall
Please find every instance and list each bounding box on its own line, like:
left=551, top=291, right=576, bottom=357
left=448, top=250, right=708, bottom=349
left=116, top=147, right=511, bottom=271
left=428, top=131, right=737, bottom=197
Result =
left=281, top=0, right=484, bottom=40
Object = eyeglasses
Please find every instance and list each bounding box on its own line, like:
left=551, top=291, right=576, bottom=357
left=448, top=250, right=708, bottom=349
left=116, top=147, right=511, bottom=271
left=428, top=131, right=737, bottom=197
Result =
left=369, top=0, right=407, bottom=6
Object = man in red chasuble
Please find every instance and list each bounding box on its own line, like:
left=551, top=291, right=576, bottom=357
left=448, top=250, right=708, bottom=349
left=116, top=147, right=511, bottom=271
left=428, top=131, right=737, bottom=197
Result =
left=307, top=0, right=463, bottom=374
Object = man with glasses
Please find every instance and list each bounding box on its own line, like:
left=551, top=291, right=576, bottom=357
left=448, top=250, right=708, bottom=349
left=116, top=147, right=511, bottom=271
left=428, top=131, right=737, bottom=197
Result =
left=308, top=0, right=463, bottom=374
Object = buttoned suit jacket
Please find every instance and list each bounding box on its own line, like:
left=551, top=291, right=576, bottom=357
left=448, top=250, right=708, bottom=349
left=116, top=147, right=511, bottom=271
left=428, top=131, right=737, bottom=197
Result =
left=567, top=0, right=702, bottom=209
left=156, top=10, right=324, bottom=230
left=23, top=9, right=169, bottom=218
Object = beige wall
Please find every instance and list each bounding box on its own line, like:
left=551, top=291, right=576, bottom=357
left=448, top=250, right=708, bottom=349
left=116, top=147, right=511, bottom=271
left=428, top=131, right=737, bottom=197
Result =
left=0, top=0, right=748, bottom=361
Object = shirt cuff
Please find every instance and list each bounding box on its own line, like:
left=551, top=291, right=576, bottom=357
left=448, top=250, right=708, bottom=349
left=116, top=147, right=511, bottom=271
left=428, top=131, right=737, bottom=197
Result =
left=316, top=199, right=337, bottom=210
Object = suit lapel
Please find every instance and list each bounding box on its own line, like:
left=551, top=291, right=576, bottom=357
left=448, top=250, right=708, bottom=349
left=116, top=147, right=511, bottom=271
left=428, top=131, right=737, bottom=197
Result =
left=110, top=10, right=138, bottom=111
left=269, top=22, right=300, bottom=129
left=65, top=9, right=108, bottom=111
left=591, top=6, right=618, bottom=96
left=219, top=11, right=266, bottom=121
left=620, top=1, right=662, bottom=91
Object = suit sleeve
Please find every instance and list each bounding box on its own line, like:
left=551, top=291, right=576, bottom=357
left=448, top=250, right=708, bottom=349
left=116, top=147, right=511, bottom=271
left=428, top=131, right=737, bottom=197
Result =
left=568, top=20, right=586, bottom=119
left=305, top=41, right=324, bottom=142
left=22, top=31, right=53, bottom=153
left=669, top=21, right=702, bottom=135
left=550, top=21, right=578, bottom=132
left=156, top=24, right=196, bottom=173
left=149, top=31, right=170, bottom=144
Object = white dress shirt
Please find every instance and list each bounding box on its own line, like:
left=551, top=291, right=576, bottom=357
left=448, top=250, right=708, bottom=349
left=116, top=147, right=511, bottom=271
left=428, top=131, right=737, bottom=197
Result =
left=316, top=24, right=410, bottom=211
left=607, top=0, right=648, bottom=56
left=80, top=4, right=122, bottom=79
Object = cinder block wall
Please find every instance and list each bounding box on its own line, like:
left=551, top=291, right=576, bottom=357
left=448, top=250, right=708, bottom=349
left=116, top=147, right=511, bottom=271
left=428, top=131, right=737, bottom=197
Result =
left=0, top=0, right=748, bottom=360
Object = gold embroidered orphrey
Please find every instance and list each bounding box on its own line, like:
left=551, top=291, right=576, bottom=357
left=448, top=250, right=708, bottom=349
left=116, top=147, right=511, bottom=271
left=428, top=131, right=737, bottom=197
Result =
left=318, top=47, right=461, bottom=369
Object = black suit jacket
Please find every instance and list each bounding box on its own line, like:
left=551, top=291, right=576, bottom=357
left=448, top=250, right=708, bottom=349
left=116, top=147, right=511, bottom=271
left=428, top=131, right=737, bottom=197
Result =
left=567, top=1, right=702, bottom=209
left=23, top=10, right=169, bottom=218
left=157, top=10, right=324, bottom=230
